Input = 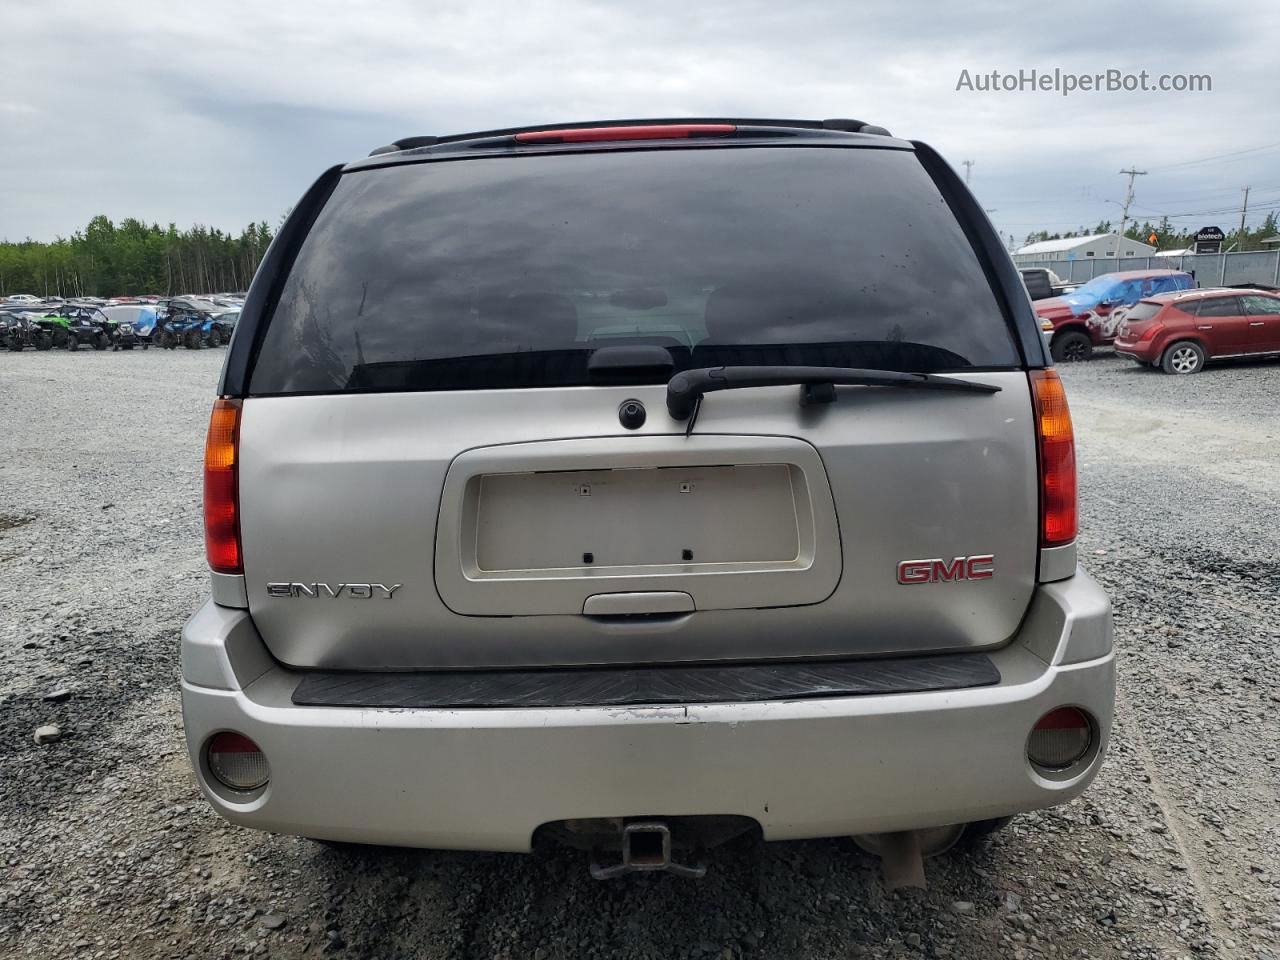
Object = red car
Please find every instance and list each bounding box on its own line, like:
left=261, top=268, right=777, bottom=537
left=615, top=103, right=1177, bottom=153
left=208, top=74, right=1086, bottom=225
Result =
left=1113, top=287, right=1280, bottom=374
left=1034, top=269, right=1195, bottom=363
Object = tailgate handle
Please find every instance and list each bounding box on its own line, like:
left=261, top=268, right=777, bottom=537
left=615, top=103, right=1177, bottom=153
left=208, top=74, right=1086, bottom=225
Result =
left=583, top=592, right=695, bottom=616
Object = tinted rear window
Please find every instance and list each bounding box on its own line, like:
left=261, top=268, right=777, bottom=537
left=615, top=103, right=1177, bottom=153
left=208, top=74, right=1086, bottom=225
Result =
left=1123, top=302, right=1163, bottom=324
left=250, top=147, right=1019, bottom=394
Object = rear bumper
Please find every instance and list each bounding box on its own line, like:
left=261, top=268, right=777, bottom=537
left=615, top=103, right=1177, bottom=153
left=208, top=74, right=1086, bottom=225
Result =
left=181, top=569, right=1114, bottom=853
left=1113, top=344, right=1154, bottom=362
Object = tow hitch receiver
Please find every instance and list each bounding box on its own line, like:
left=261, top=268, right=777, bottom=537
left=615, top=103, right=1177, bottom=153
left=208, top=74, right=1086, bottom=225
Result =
left=589, top=821, right=707, bottom=880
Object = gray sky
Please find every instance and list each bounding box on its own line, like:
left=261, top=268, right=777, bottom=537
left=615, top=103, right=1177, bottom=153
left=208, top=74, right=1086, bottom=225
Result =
left=3, top=0, right=1278, bottom=246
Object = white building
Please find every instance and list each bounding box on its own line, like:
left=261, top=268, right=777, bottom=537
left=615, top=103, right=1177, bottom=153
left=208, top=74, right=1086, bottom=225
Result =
left=1012, top=233, right=1157, bottom=264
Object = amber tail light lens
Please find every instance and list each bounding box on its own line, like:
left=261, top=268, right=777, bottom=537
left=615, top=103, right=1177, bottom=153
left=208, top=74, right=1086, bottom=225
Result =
left=1030, top=370, right=1077, bottom=547
left=204, top=398, right=242, bottom=574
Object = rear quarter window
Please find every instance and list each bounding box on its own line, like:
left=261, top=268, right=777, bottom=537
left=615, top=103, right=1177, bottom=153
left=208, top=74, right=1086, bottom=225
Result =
left=250, top=146, right=1021, bottom=395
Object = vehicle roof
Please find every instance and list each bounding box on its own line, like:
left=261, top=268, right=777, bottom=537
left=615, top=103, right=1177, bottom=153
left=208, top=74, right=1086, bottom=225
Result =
left=1015, top=233, right=1121, bottom=255
left=1145, top=286, right=1274, bottom=303
left=1085, top=269, right=1190, bottom=281
left=346, top=118, right=911, bottom=173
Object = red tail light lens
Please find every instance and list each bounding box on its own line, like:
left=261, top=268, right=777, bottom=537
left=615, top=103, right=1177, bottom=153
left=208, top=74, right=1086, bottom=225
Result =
left=1135, top=321, right=1164, bottom=344
left=203, top=398, right=242, bottom=574
left=1030, top=370, right=1077, bottom=547
left=1027, top=707, right=1093, bottom=770
left=514, top=124, right=736, bottom=144
left=206, top=732, right=269, bottom=791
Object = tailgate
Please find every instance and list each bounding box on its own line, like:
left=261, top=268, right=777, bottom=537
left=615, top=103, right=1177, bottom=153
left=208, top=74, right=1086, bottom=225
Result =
left=238, top=374, right=1038, bottom=670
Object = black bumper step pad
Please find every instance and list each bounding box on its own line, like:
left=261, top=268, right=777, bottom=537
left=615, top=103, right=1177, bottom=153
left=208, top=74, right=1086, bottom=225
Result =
left=291, top=653, right=999, bottom=709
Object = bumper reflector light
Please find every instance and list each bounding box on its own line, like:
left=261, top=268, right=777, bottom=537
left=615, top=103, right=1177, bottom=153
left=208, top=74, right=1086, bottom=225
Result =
left=1027, top=707, right=1093, bottom=770
left=207, top=732, right=269, bottom=791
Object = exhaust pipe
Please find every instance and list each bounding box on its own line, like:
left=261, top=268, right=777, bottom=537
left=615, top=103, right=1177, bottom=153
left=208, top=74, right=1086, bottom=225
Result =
left=853, top=824, right=966, bottom=891
left=589, top=821, right=707, bottom=880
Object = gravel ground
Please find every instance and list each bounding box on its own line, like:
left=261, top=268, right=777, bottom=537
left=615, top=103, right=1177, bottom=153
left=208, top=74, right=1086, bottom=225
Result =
left=1, top=348, right=1278, bottom=960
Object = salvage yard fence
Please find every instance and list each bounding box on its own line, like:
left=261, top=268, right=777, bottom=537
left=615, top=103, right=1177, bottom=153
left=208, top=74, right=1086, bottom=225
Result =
left=1015, top=250, right=1280, bottom=288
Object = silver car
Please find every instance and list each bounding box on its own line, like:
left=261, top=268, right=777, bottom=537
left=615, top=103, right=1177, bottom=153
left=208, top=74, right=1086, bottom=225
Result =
left=182, top=118, right=1113, bottom=882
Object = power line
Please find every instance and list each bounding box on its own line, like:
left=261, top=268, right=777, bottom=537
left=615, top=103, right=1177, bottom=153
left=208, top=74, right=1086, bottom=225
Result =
left=1148, top=142, right=1280, bottom=172
left=961, top=160, right=974, bottom=184
left=1129, top=192, right=1280, bottom=220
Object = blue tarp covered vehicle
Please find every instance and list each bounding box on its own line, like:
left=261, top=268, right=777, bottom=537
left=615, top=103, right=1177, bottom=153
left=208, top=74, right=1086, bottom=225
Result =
left=103, top=305, right=159, bottom=349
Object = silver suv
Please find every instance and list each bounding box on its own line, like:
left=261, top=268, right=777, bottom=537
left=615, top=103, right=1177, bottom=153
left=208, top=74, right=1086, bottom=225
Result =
left=182, top=119, right=1113, bottom=881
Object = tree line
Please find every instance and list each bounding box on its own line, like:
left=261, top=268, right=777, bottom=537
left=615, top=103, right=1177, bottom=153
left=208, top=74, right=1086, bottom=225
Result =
left=0, top=215, right=275, bottom=298
left=1017, top=211, right=1280, bottom=253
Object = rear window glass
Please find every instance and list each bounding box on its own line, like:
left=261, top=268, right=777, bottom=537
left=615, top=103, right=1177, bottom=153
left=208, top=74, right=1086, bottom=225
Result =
left=1123, top=302, right=1162, bottom=324
left=250, top=147, right=1019, bottom=394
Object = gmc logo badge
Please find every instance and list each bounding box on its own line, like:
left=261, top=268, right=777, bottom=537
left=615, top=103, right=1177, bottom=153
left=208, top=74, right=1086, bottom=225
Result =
left=897, top=555, right=995, bottom=585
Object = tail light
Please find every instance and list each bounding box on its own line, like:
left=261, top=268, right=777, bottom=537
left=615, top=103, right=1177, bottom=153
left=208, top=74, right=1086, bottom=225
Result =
left=514, top=124, right=736, bottom=144
left=203, top=398, right=242, bottom=574
left=1135, top=321, right=1164, bottom=344
left=1027, top=707, right=1093, bottom=770
left=1030, top=370, right=1076, bottom=547
left=206, top=732, right=269, bottom=791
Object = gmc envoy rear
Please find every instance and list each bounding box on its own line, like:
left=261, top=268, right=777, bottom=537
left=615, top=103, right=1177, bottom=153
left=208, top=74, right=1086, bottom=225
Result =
left=182, top=118, right=1114, bottom=882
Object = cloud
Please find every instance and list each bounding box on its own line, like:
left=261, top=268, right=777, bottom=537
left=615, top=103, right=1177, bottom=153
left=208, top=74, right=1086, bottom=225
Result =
left=2, top=0, right=1278, bottom=242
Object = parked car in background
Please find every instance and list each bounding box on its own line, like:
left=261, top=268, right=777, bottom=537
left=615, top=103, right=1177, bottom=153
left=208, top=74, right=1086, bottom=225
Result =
left=1114, top=287, right=1280, bottom=374
left=181, top=117, right=1113, bottom=883
left=1034, top=270, right=1195, bottom=362
left=1039, top=316, right=1055, bottom=352
left=1019, top=268, right=1073, bottom=301
left=1, top=294, right=43, bottom=306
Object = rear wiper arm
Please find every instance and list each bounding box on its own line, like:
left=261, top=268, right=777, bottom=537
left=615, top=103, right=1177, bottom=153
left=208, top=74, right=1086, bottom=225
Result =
left=667, top=365, right=1001, bottom=427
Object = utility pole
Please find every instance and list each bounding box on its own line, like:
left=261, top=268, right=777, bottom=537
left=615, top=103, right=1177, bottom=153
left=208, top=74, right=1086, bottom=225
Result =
left=1238, top=185, right=1251, bottom=251
left=1117, top=167, right=1147, bottom=244
left=962, top=160, right=974, bottom=184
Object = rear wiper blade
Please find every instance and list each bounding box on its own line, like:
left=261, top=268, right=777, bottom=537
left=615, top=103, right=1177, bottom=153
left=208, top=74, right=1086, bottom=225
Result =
left=667, top=365, right=1001, bottom=427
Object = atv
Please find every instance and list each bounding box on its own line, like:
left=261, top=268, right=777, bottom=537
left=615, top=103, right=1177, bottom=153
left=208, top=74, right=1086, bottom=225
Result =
left=161, top=299, right=223, bottom=349
left=181, top=315, right=219, bottom=349
left=44, top=307, right=114, bottom=351
left=1, top=311, right=54, bottom=351
left=104, top=305, right=160, bottom=349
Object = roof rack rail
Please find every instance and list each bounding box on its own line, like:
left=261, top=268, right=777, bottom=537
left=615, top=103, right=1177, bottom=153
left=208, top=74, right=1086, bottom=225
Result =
left=367, top=118, right=891, bottom=157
